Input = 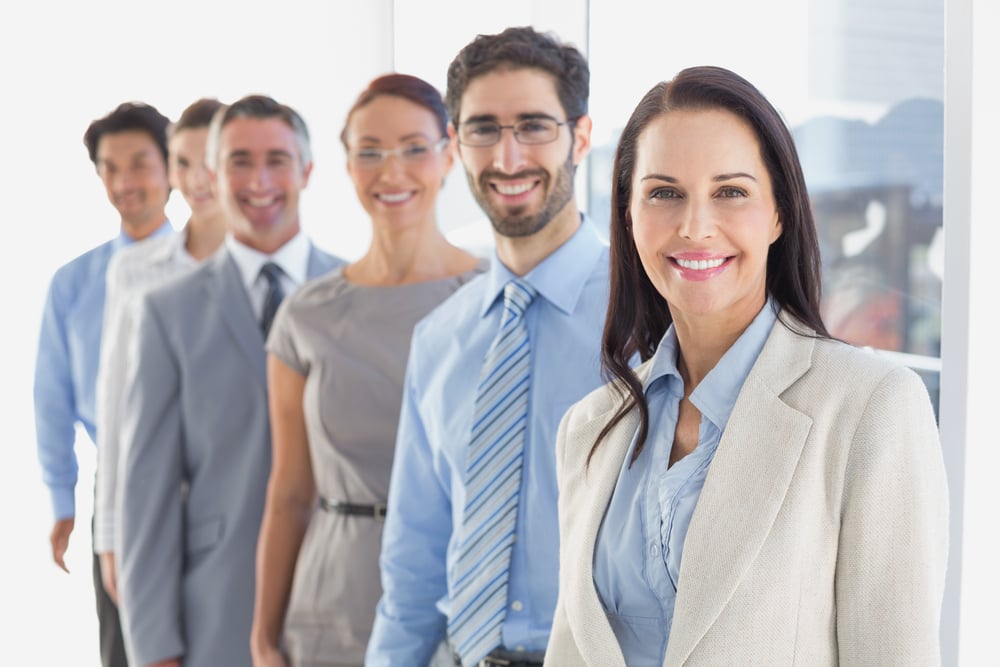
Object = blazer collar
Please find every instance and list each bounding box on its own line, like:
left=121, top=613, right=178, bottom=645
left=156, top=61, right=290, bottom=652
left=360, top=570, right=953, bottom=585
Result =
left=663, top=314, right=816, bottom=666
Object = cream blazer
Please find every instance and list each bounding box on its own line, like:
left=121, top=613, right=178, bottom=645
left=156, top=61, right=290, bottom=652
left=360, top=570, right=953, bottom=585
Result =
left=545, top=315, right=949, bottom=666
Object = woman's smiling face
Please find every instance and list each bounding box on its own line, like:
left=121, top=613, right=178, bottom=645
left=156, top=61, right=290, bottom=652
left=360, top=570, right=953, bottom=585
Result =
left=629, top=107, right=782, bottom=330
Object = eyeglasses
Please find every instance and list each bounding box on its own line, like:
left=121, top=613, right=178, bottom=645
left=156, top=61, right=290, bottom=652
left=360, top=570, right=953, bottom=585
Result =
left=457, top=117, right=574, bottom=147
left=349, top=137, right=449, bottom=169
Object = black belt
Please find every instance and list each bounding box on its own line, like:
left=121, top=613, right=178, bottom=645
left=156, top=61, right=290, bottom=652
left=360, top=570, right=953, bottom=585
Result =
left=455, top=650, right=544, bottom=667
left=317, top=496, right=386, bottom=522
left=478, top=658, right=543, bottom=667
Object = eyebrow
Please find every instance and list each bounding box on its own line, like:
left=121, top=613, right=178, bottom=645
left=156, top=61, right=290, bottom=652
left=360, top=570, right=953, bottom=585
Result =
left=355, top=132, right=432, bottom=145
left=226, top=148, right=295, bottom=160
left=461, top=112, right=559, bottom=124
left=639, top=172, right=758, bottom=183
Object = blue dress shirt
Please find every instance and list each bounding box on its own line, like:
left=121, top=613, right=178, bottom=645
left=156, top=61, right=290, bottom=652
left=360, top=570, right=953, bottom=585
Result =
left=367, top=219, right=611, bottom=666
left=593, top=301, right=777, bottom=666
left=33, top=222, right=173, bottom=520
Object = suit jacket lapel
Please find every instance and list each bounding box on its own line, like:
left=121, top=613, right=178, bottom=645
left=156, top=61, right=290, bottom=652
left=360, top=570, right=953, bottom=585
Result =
left=210, top=250, right=267, bottom=388
left=564, top=366, right=655, bottom=667
left=663, top=317, right=816, bottom=666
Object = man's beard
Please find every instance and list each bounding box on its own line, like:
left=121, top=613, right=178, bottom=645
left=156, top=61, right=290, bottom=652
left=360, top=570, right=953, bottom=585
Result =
left=467, top=151, right=575, bottom=239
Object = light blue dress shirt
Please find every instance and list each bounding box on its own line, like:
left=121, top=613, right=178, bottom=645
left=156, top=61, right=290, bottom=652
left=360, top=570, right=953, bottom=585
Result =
left=367, top=219, right=611, bottom=666
left=593, top=301, right=777, bottom=666
left=33, top=222, right=173, bottom=520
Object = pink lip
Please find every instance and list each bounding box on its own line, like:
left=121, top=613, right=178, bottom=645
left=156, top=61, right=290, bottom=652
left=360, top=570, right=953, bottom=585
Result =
left=669, top=253, right=733, bottom=282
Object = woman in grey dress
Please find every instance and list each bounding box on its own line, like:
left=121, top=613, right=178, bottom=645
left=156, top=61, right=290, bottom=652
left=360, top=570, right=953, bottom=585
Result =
left=250, top=74, right=485, bottom=667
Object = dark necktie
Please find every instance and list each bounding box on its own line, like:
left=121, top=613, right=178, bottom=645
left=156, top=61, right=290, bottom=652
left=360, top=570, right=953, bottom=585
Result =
left=259, top=261, right=285, bottom=339
left=448, top=278, right=537, bottom=666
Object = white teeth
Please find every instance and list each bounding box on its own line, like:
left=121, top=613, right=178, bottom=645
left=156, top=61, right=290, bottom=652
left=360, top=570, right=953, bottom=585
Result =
left=248, top=196, right=276, bottom=207
left=376, top=191, right=414, bottom=203
left=495, top=182, right=533, bottom=196
left=676, top=257, right=726, bottom=270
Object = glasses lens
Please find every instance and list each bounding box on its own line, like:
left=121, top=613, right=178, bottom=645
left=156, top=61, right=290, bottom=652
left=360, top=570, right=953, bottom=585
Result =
left=400, top=143, right=432, bottom=162
left=514, top=118, right=560, bottom=144
left=353, top=148, right=383, bottom=168
left=460, top=121, right=501, bottom=147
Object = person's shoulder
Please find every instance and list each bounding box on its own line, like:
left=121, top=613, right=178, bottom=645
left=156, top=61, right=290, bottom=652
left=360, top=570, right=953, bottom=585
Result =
left=309, top=244, right=348, bottom=273
left=790, top=333, right=930, bottom=412
left=140, top=250, right=222, bottom=311
left=812, top=336, right=909, bottom=382
left=414, top=270, right=489, bottom=335
left=51, top=237, right=117, bottom=281
left=107, top=234, right=177, bottom=281
left=284, top=266, right=348, bottom=312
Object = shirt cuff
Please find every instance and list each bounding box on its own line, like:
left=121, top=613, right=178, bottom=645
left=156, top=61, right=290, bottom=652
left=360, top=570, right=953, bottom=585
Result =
left=49, top=485, right=76, bottom=522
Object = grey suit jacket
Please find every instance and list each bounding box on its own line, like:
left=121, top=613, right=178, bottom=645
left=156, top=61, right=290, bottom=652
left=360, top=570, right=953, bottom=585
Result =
left=545, top=315, right=949, bottom=666
left=117, top=245, right=343, bottom=667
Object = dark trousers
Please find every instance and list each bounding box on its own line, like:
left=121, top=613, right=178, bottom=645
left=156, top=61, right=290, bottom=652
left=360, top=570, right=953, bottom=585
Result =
left=91, top=522, right=128, bottom=666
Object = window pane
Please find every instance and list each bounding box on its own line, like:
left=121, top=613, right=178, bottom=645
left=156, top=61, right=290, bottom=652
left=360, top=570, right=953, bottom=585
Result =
left=588, top=0, right=943, bottom=411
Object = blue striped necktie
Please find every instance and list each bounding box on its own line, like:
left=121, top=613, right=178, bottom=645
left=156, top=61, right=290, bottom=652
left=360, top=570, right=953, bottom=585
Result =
left=448, top=278, right=537, bottom=666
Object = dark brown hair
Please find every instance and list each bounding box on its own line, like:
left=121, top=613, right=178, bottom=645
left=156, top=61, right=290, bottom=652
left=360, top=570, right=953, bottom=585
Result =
left=340, top=73, right=448, bottom=147
left=594, top=65, right=828, bottom=465
left=83, top=101, right=170, bottom=166
left=445, top=25, right=589, bottom=126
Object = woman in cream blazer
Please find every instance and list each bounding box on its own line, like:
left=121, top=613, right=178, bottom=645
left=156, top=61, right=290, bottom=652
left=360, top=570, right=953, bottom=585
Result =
left=545, top=67, right=948, bottom=666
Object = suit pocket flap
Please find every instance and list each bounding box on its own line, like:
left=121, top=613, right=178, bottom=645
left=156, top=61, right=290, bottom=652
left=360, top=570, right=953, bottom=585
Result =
left=186, top=516, right=223, bottom=555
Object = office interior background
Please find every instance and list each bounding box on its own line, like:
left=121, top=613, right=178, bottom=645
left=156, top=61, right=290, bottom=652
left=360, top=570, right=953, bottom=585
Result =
left=1, top=0, right=995, bottom=664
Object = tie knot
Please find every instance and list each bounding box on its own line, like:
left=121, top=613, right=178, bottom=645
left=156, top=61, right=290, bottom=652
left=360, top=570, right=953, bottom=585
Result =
left=502, top=279, right=536, bottom=319
left=259, top=261, right=284, bottom=286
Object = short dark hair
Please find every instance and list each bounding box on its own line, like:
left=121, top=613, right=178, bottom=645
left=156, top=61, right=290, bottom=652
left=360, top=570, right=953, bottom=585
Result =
left=83, top=101, right=170, bottom=165
left=595, top=65, right=828, bottom=465
left=170, top=98, right=225, bottom=138
left=340, top=73, right=449, bottom=148
left=207, top=94, right=311, bottom=170
left=445, top=26, right=589, bottom=126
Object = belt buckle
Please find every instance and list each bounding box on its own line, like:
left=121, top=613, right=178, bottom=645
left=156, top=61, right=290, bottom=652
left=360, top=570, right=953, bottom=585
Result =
left=480, top=659, right=511, bottom=667
left=373, top=502, right=387, bottom=522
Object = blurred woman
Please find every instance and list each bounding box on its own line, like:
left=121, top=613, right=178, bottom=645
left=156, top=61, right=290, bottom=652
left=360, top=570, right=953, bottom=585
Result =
left=250, top=74, right=485, bottom=667
left=94, top=97, right=227, bottom=605
left=545, top=66, right=948, bottom=666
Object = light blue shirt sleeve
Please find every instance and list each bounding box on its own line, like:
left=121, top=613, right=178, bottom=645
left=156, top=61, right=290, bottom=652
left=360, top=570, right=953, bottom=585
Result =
left=368, top=219, right=612, bottom=664
left=368, top=342, right=454, bottom=666
left=33, top=223, right=172, bottom=520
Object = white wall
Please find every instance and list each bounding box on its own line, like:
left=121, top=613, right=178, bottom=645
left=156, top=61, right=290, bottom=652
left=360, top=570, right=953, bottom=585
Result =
left=1, top=0, right=992, bottom=664
left=0, top=2, right=395, bottom=663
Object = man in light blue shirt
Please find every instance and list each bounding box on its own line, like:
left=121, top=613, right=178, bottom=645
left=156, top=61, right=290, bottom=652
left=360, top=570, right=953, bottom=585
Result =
left=33, top=101, right=174, bottom=667
left=367, top=26, right=610, bottom=667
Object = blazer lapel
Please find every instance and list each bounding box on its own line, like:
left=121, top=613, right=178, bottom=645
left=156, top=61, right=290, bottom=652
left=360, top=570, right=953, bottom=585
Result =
left=210, top=250, right=267, bottom=388
left=663, top=318, right=816, bottom=666
left=564, top=366, right=654, bottom=667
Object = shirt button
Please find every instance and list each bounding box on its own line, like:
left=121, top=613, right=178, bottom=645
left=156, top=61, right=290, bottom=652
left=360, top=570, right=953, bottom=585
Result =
left=511, top=600, right=524, bottom=612
left=649, top=542, right=659, bottom=557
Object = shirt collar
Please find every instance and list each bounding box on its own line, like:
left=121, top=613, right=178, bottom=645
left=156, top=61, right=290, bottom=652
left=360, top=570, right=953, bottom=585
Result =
left=225, top=230, right=311, bottom=291
left=478, top=215, right=606, bottom=317
left=644, top=298, right=779, bottom=431
left=112, top=219, right=173, bottom=252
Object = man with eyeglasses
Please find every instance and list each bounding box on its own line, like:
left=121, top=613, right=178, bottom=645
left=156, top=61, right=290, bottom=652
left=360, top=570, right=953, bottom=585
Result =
left=368, top=26, right=614, bottom=667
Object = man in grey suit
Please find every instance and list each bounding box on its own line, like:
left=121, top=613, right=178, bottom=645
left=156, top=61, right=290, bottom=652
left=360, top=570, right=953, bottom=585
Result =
left=116, top=95, right=344, bottom=667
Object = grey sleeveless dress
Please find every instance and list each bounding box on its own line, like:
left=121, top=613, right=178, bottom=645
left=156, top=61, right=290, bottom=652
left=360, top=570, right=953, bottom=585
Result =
left=267, top=262, right=486, bottom=666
